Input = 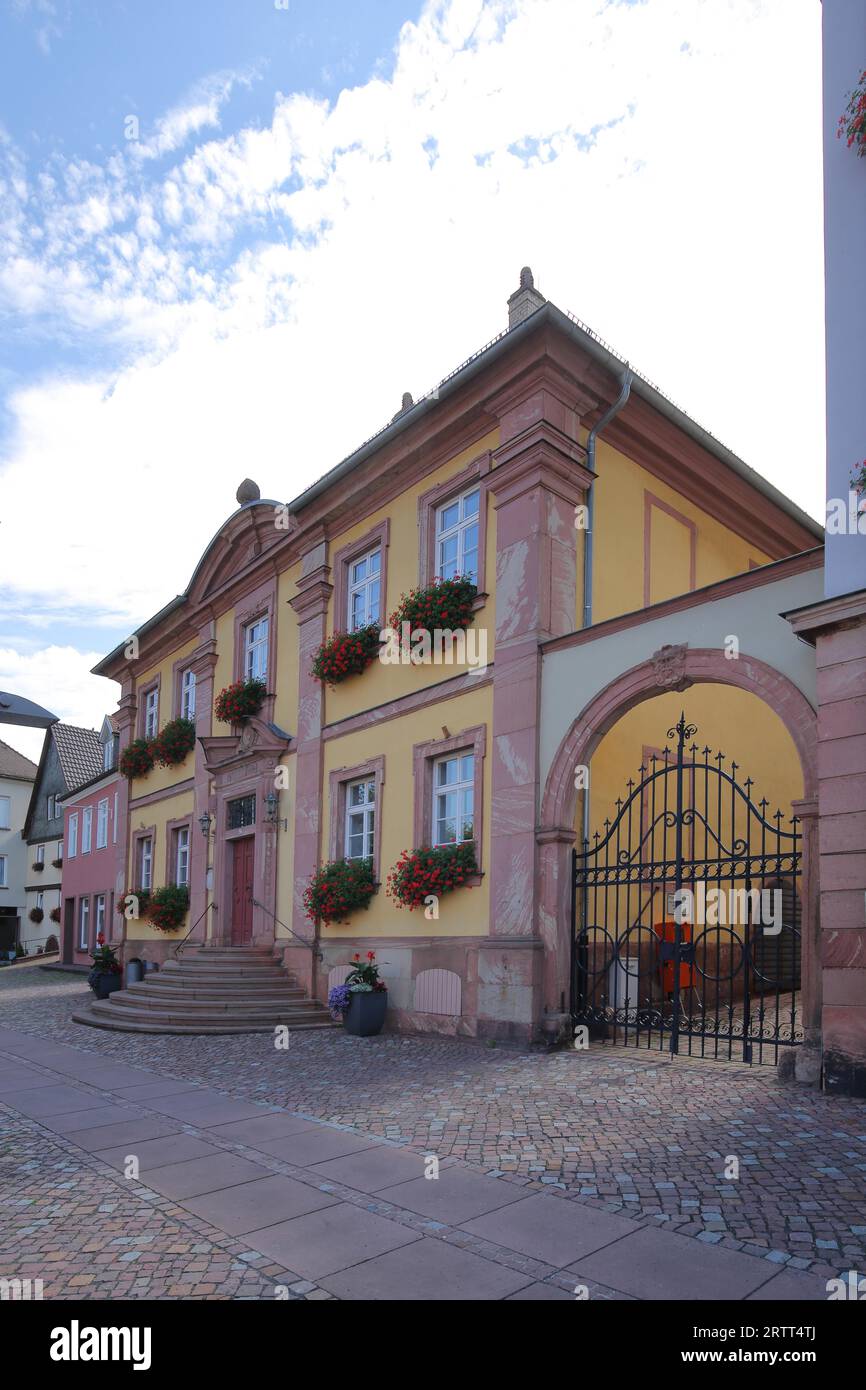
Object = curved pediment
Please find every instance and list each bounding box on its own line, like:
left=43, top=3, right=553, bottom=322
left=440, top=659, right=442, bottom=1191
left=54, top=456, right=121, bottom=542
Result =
left=199, top=714, right=293, bottom=774
left=186, top=500, right=294, bottom=609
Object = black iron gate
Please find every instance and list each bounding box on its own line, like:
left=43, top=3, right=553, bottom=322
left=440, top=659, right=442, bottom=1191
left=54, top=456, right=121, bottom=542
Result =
left=571, top=715, right=803, bottom=1064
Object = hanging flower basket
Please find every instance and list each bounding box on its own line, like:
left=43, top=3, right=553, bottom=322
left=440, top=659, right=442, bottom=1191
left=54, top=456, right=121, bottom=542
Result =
left=49, top=906, right=61, bottom=924
left=116, top=890, right=151, bottom=919
left=838, top=69, right=866, bottom=155
left=152, top=717, right=196, bottom=767
left=389, top=575, right=477, bottom=639
left=214, top=678, right=268, bottom=723
left=28, top=907, right=44, bottom=924
left=145, top=885, right=190, bottom=933
left=851, top=461, right=866, bottom=498
left=310, top=624, right=381, bottom=687
left=120, top=738, right=156, bottom=780
left=386, top=841, right=478, bottom=910
left=303, top=857, right=376, bottom=925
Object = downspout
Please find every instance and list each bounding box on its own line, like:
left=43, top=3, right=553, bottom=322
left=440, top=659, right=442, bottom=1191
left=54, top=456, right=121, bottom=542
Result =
left=580, top=367, right=633, bottom=847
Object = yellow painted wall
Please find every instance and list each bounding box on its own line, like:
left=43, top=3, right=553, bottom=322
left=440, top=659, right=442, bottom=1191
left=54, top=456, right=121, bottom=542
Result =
left=126, top=641, right=198, bottom=799
left=321, top=686, right=493, bottom=939
left=274, top=752, right=296, bottom=939
left=324, top=431, right=498, bottom=726
left=587, top=438, right=772, bottom=626
left=125, top=788, right=193, bottom=941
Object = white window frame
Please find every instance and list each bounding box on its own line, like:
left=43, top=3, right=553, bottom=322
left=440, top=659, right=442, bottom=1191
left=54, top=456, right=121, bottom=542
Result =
left=113, top=791, right=118, bottom=845
left=78, top=897, right=90, bottom=951
left=347, top=548, right=381, bottom=631
left=67, top=813, right=78, bottom=859
left=36, top=890, right=44, bottom=911
left=244, top=616, right=269, bottom=681
left=96, top=798, right=108, bottom=850
left=94, top=894, right=105, bottom=939
left=432, top=752, right=475, bottom=847
left=0, top=795, right=10, bottom=830
left=0, top=855, right=6, bottom=888
left=181, top=668, right=196, bottom=721
left=35, top=843, right=45, bottom=865
left=139, top=836, right=153, bottom=892
left=344, top=778, right=375, bottom=861
left=81, top=807, right=93, bottom=855
left=103, top=737, right=114, bottom=772
left=144, top=687, right=159, bottom=739
left=435, top=485, right=480, bottom=585
left=175, top=825, right=190, bottom=887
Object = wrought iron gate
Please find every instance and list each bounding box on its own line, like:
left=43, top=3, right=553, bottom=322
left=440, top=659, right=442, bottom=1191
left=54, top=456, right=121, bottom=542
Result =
left=571, top=715, right=803, bottom=1064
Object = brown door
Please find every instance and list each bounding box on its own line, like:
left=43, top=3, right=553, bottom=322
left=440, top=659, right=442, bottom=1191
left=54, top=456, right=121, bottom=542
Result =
left=230, top=836, right=255, bottom=946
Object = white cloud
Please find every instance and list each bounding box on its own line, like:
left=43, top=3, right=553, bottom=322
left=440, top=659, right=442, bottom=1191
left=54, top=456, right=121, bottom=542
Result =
left=0, top=645, right=118, bottom=763
left=0, top=0, right=825, bottom=734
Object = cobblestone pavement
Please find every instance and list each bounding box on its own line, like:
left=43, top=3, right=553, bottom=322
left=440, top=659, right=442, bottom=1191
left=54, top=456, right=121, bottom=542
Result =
left=2, top=963, right=866, bottom=1289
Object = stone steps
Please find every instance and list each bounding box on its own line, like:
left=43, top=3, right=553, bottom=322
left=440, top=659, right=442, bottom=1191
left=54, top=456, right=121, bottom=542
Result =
left=73, top=945, right=336, bottom=1036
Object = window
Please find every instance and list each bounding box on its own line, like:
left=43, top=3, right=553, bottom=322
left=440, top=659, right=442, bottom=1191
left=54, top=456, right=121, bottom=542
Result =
left=436, top=486, right=480, bottom=584
left=35, top=843, right=45, bottom=865
left=103, top=735, right=118, bottom=772
left=244, top=617, right=269, bottom=681
left=0, top=856, right=6, bottom=888
left=67, top=813, right=78, bottom=859
left=181, top=668, right=196, bottom=721
left=344, top=779, right=375, bottom=860
left=78, top=897, right=90, bottom=951
left=113, top=792, right=118, bottom=845
left=46, top=793, right=63, bottom=820
left=175, top=825, right=190, bottom=887
left=139, top=836, right=153, bottom=891
left=94, top=894, right=105, bottom=939
left=0, top=795, right=10, bottom=829
left=433, top=752, right=475, bottom=846
left=227, top=795, right=256, bottom=830
left=144, top=687, right=159, bottom=739
left=96, top=798, right=108, bottom=849
left=347, top=549, right=381, bottom=630
left=36, top=891, right=44, bottom=911
left=81, top=807, right=93, bottom=854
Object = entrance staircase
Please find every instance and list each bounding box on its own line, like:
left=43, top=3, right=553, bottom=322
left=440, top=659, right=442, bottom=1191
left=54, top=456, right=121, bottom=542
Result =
left=72, top=946, right=338, bottom=1035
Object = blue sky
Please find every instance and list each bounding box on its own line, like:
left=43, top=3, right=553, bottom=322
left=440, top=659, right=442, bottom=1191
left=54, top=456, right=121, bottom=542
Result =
left=0, top=0, right=824, bottom=761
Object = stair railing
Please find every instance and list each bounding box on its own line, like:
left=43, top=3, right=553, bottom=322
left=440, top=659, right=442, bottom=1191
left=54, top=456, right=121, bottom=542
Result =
left=172, top=902, right=215, bottom=959
left=250, top=897, right=323, bottom=961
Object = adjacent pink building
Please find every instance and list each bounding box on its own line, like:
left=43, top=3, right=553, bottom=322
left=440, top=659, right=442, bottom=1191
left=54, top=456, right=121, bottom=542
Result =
left=60, top=717, right=120, bottom=966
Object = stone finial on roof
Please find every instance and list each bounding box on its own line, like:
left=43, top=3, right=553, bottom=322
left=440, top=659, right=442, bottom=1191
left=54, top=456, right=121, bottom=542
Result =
left=507, top=266, right=545, bottom=329
left=236, top=479, right=261, bottom=505
left=391, top=392, right=414, bottom=422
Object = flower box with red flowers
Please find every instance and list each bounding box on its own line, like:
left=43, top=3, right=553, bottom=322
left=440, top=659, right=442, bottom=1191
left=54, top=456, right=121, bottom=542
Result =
left=145, top=885, right=190, bottom=933
left=214, top=678, right=268, bottom=724
left=389, top=574, right=477, bottom=640
left=386, top=840, right=478, bottom=910
left=151, top=717, right=196, bottom=767
left=303, top=857, right=376, bottom=925
left=310, top=624, right=381, bottom=688
left=838, top=69, right=866, bottom=156
left=120, top=738, right=156, bottom=780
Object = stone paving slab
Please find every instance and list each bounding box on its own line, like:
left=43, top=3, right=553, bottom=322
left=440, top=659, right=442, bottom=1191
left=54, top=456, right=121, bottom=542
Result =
left=139, top=1153, right=271, bottom=1201
left=243, top=1202, right=423, bottom=1280
left=181, top=1175, right=339, bottom=1235
left=318, top=1234, right=532, bottom=1300
left=745, top=1268, right=830, bottom=1300
left=7, top=1084, right=96, bottom=1116
left=95, top=1134, right=218, bottom=1172
left=251, top=1126, right=381, bottom=1165
left=505, top=1280, right=577, bottom=1300
left=376, top=1165, right=529, bottom=1224
left=69, top=1116, right=185, bottom=1151
left=42, top=1105, right=143, bottom=1133
left=566, top=1226, right=780, bottom=1301
left=206, top=1113, right=322, bottom=1144
left=462, top=1193, right=640, bottom=1267
left=308, top=1143, right=429, bottom=1193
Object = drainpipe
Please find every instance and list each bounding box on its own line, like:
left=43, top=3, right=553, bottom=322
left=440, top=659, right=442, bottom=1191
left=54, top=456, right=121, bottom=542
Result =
left=580, top=366, right=633, bottom=847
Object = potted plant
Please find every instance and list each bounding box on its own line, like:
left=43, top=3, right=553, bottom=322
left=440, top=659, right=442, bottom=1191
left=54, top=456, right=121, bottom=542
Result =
left=838, top=69, right=866, bottom=156
left=120, top=737, right=156, bottom=780
left=214, top=678, right=268, bottom=723
left=87, top=933, right=123, bottom=999
left=310, top=624, right=381, bottom=687
left=49, top=906, right=61, bottom=924
left=51, top=857, right=63, bottom=869
left=152, top=717, right=196, bottom=767
left=303, top=857, right=376, bottom=926
left=28, top=906, right=44, bottom=924
left=386, top=840, right=478, bottom=910
left=328, top=952, right=388, bottom=1036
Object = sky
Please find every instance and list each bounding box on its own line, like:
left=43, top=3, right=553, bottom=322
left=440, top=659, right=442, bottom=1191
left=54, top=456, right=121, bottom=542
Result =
left=0, top=0, right=825, bottom=763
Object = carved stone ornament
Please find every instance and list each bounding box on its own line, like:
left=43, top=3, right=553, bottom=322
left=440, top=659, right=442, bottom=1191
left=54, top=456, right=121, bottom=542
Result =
left=651, top=643, right=690, bottom=691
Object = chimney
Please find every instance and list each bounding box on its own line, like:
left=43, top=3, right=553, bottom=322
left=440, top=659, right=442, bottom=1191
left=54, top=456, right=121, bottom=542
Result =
left=507, top=266, right=545, bottom=329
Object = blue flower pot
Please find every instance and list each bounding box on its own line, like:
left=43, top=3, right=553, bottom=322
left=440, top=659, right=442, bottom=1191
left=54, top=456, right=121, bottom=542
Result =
left=343, top=989, right=387, bottom=1037
left=88, top=969, right=122, bottom=1000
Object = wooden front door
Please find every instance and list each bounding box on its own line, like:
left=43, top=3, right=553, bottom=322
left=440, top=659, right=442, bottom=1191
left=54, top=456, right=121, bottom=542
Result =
left=230, top=836, right=255, bottom=946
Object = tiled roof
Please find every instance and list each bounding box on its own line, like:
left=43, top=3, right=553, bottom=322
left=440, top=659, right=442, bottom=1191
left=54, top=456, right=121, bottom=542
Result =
left=0, top=738, right=38, bottom=782
left=52, top=723, right=103, bottom=793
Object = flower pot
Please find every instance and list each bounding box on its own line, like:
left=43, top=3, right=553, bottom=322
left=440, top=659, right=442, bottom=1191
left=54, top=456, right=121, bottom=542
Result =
left=343, top=989, right=387, bottom=1037
left=88, top=969, right=122, bottom=1000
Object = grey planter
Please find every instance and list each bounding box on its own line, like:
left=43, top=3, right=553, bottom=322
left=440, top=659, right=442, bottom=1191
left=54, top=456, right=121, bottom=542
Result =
left=88, top=969, right=122, bottom=1000
left=343, top=989, right=387, bottom=1037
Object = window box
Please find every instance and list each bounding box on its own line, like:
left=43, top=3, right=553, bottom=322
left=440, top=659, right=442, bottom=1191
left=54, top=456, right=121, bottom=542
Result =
left=386, top=841, right=478, bottom=911
left=152, top=717, right=196, bottom=767
left=51, top=858, right=63, bottom=870
left=214, top=678, right=267, bottom=723
left=303, top=857, right=376, bottom=926
left=310, top=625, right=380, bottom=687
left=389, top=575, right=477, bottom=640
left=120, top=738, right=156, bottom=780
left=32, top=860, right=45, bottom=872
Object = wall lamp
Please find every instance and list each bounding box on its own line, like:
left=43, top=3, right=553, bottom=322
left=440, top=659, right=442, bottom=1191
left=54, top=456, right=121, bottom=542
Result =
left=264, top=791, right=287, bottom=831
left=198, top=812, right=214, bottom=839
